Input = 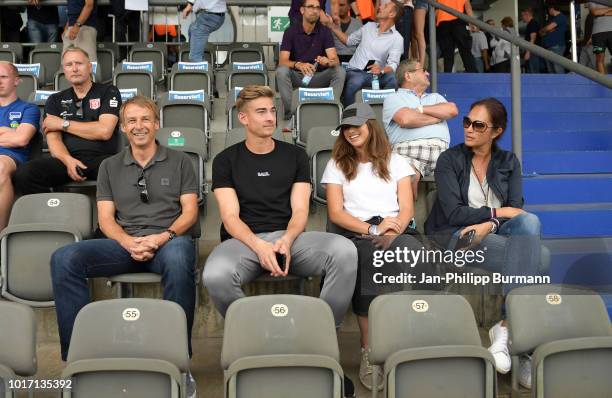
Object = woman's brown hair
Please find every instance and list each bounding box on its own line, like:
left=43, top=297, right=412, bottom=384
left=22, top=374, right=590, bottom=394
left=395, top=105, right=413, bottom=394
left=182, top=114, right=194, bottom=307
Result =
left=332, top=119, right=392, bottom=181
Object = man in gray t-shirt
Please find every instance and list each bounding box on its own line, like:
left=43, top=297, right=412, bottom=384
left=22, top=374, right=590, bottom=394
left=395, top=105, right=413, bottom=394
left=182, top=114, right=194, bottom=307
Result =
left=49, top=96, right=200, bottom=392
left=334, top=0, right=362, bottom=62
left=589, top=2, right=612, bottom=74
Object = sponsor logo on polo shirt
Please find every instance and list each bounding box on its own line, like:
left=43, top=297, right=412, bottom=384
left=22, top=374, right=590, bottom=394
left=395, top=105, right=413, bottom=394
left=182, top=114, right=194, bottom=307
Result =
left=8, top=112, right=21, bottom=120
left=89, top=98, right=100, bottom=109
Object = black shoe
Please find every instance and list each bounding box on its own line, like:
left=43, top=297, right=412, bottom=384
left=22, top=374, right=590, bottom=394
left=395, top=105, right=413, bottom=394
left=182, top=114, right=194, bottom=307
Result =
left=344, top=375, right=356, bottom=398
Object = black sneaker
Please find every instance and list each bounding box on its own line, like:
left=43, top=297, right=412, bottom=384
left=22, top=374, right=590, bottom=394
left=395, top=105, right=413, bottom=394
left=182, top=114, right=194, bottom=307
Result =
left=344, top=375, right=356, bottom=398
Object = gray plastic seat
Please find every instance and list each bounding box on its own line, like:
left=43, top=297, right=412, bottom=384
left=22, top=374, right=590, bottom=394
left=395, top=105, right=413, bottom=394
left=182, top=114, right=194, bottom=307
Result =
left=169, top=62, right=214, bottom=118
left=221, top=295, right=344, bottom=398
left=28, top=42, right=62, bottom=87
left=0, top=193, right=92, bottom=307
left=227, top=63, right=268, bottom=91
left=291, top=88, right=342, bottom=147
left=227, top=42, right=265, bottom=64
left=506, top=284, right=612, bottom=398
left=61, top=298, right=190, bottom=398
left=0, top=42, right=22, bottom=63
left=178, top=42, right=215, bottom=66
left=0, top=301, right=36, bottom=398
left=114, top=62, right=156, bottom=99
left=158, top=94, right=210, bottom=160
left=224, top=126, right=284, bottom=148
left=305, top=126, right=339, bottom=205
left=368, top=292, right=497, bottom=398
left=96, top=42, right=119, bottom=83
left=354, top=88, right=395, bottom=122
left=15, top=63, right=45, bottom=101
left=129, top=42, right=167, bottom=82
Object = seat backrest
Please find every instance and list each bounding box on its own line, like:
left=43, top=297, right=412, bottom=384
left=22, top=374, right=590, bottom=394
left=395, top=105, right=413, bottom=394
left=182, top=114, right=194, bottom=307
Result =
left=355, top=89, right=394, bottom=122
left=67, top=298, right=190, bottom=371
left=129, top=43, right=166, bottom=81
left=0, top=42, right=23, bottom=62
left=97, top=42, right=119, bottom=83
left=179, top=43, right=215, bottom=65
left=369, top=292, right=483, bottom=364
left=0, top=301, right=37, bottom=376
left=169, top=62, right=212, bottom=95
left=28, top=43, right=62, bottom=86
left=227, top=70, right=268, bottom=91
left=306, top=126, right=339, bottom=205
left=221, top=295, right=339, bottom=369
left=292, top=88, right=342, bottom=147
left=225, top=127, right=283, bottom=148
left=507, top=284, right=612, bottom=355
left=228, top=42, right=265, bottom=64
left=17, top=74, right=38, bottom=101
left=158, top=94, right=208, bottom=132
left=114, top=62, right=155, bottom=99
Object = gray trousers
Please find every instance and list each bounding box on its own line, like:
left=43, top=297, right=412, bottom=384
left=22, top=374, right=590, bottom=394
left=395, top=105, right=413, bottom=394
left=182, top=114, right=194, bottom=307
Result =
left=276, top=65, right=346, bottom=119
left=203, top=230, right=358, bottom=327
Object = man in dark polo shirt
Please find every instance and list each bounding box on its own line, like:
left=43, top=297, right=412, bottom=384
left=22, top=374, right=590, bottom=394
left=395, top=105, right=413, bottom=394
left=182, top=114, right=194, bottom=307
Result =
left=276, top=0, right=345, bottom=120
left=50, top=95, right=199, bottom=396
left=14, top=46, right=120, bottom=194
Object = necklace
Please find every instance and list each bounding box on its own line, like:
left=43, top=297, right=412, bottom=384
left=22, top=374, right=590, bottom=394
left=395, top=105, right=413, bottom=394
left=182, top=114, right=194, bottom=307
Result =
left=471, top=160, right=490, bottom=206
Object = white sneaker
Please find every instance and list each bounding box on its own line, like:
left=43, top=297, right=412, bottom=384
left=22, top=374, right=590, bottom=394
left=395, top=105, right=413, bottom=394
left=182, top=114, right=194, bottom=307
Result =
left=488, top=321, right=511, bottom=374
left=359, top=348, right=383, bottom=391
left=186, top=371, right=197, bottom=398
left=519, top=355, right=532, bottom=389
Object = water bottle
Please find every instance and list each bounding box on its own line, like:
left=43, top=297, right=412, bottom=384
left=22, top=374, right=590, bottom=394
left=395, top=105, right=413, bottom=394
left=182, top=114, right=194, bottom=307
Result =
left=371, top=73, right=380, bottom=90
left=301, top=61, right=319, bottom=87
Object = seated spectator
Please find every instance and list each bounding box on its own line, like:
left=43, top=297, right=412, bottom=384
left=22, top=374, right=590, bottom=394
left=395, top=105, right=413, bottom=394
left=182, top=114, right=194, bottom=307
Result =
left=277, top=0, right=345, bottom=120
left=425, top=98, right=549, bottom=388
left=50, top=95, right=199, bottom=396
left=539, top=5, right=567, bottom=74
left=382, top=60, right=457, bottom=198
left=27, top=0, right=60, bottom=43
left=334, top=0, right=363, bottom=63
left=588, top=1, right=612, bottom=75
left=470, top=24, right=490, bottom=72
left=436, top=0, right=477, bottom=72
left=521, top=7, right=541, bottom=73
left=324, top=0, right=404, bottom=106
left=13, top=46, right=121, bottom=194
left=0, top=62, right=40, bottom=230
left=322, top=102, right=428, bottom=391
left=289, top=0, right=338, bottom=26
left=490, top=17, right=515, bottom=73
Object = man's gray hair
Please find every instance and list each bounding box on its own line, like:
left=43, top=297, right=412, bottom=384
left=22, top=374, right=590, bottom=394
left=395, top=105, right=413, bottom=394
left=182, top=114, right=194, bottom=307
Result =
left=396, top=59, right=420, bottom=86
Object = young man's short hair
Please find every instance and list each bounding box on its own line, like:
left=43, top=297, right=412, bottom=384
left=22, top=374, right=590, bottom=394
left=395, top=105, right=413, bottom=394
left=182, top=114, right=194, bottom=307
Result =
left=236, top=85, right=275, bottom=112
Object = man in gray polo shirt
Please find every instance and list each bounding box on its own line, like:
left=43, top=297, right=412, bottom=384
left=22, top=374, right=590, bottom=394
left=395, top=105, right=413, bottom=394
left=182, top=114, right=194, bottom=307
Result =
left=50, top=95, right=199, bottom=397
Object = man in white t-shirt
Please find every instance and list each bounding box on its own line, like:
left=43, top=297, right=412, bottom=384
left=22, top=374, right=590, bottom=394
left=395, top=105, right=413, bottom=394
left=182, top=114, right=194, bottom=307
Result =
left=470, top=25, right=490, bottom=72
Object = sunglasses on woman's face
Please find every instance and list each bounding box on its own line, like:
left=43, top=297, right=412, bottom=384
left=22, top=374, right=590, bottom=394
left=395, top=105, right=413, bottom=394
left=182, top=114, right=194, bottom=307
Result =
left=462, top=116, right=495, bottom=133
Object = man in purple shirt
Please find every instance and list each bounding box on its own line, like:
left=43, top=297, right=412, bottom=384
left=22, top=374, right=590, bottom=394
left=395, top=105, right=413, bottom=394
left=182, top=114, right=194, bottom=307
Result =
left=276, top=0, right=345, bottom=120
left=289, top=0, right=338, bottom=25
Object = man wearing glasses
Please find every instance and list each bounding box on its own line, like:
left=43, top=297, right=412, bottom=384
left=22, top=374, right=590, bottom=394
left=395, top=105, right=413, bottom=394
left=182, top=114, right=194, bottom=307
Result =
left=50, top=95, right=199, bottom=397
left=277, top=0, right=345, bottom=120
left=14, top=46, right=121, bottom=194
left=382, top=60, right=458, bottom=198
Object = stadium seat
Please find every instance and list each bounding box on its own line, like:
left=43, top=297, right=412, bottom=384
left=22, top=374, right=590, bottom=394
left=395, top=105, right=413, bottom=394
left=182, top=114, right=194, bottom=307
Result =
left=227, top=42, right=265, bottom=64
left=114, top=62, right=156, bottom=99
left=15, top=63, right=44, bottom=101
left=178, top=42, right=215, bottom=66
left=0, top=193, right=92, bottom=307
left=227, top=62, right=268, bottom=91
left=506, top=284, right=612, bottom=397
left=292, top=88, right=342, bottom=147
left=129, top=42, right=167, bottom=82
left=368, top=292, right=497, bottom=397
left=96, top=42, right=119, bottom=83
left=158, top=93, right=210, bottom=159
left=354, top=88, right=395, bottom=122
left=305, top=126, right=339, bottom=205
left=0, top=301, right=37, bottom=398
left=60, top=299, right=190, bottom=398
left=0, top=42, right=23, bottom=63
left=224, top=126, right=284, bottom=148
left=169, top=62, right=214, bottom=118
left=28, top=42, right=62, bottom=87
left=221, top=295, right=344, bottom=398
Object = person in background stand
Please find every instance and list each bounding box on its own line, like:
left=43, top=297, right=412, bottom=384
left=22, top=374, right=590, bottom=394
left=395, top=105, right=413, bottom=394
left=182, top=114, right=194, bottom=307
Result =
left=63, top=0, right=97, bottom=61
left=182, top=0, right=227, bottom=62
left=435, top=0, right=477, bottom=72
left=334, top=0, right=363, bottom=63
left=489, top=16, right=514, bottom=73
left=470, top=24, right=489, bottom=72
left=521, top=7, right=541, bottom=73
left=411, top=0, right=429, bottom=67
left=588, top=1, right=612, bottom=75
left=540, top=5, right=567, bottom=74
left=27, top=0, right=59, bottom=43
left=394, top=0, right=414, bottom=61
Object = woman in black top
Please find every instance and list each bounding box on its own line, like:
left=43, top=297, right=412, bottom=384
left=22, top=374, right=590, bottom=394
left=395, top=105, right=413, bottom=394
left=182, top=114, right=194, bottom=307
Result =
left=425, top=98, right=549, bottom=387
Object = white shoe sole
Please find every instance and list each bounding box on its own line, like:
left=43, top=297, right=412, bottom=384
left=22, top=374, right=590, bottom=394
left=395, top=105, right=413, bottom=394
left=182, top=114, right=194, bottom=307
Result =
left=488, top=328, right=511, bottom=374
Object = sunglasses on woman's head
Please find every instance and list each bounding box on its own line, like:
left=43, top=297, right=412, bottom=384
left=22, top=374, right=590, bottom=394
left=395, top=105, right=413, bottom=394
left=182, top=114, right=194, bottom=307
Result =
left=462, top=116, right=496, bottom=133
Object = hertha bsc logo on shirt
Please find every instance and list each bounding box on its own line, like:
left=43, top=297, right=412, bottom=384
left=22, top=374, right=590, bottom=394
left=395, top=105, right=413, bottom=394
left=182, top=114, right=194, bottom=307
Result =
left=89, top=98, right=101, bottom=109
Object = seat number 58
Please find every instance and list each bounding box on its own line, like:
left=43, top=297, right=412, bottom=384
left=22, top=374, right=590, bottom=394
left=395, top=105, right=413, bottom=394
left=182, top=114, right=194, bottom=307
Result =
left=271, top=304, right=288, bottom=317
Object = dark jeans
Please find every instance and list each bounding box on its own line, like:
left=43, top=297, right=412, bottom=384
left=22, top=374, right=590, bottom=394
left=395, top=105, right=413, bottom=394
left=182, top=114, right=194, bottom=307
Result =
left=437, top=19, right=477, bottom=72
left=27, top=19, right=59, bottom=43
left=50, top=236, right=196, bottom=361
left=395, top=6, right=413, bottom=61
left=343, top=68, right=397, bottom=107
left=13, top=155, right=108, bottom=195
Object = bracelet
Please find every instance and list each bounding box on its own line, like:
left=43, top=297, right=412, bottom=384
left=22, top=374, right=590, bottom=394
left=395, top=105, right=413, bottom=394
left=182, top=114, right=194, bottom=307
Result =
left=489, top=221, right=498, bottom=234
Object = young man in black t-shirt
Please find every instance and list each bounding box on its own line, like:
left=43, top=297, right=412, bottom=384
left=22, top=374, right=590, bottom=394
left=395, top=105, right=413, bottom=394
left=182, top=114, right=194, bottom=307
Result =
left=204, top=85, right=358, bottom=329
left=14, top=46, right=121, bottom=194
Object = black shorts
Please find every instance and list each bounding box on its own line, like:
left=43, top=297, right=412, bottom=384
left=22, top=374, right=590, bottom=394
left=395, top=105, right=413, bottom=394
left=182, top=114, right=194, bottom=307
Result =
left=592, top=31, right=612, bottom=54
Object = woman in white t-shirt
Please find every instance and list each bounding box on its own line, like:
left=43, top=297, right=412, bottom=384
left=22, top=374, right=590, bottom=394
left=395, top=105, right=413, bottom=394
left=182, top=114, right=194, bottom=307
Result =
left=321, top=103, right=430, bottom=391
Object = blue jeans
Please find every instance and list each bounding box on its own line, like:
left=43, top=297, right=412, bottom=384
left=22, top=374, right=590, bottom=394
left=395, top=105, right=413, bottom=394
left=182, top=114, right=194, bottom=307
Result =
left=447, top=212, right=550, bottom=295
left=27, top=19, right=59, bottom=43
left=188, top=11, right=225, bottom=62
left=343, top=68, right=397, bottom=107
left=545, top=45, right=566, bottom=74
left=51, top=236, right=196, bottom=361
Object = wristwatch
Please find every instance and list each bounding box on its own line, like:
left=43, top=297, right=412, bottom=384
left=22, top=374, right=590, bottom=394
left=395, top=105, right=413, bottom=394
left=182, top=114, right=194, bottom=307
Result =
left=76, top=22, right=83, bottom=27
left=166, top=229, right=177, bottom=240
left=368, top=224, right=379, bottom=236
left=61, top=119, right=70, bottom=131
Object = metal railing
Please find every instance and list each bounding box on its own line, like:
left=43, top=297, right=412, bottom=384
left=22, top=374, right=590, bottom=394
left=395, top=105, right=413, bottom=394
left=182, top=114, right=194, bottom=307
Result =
left=424, top=0, right=612, bottom=166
